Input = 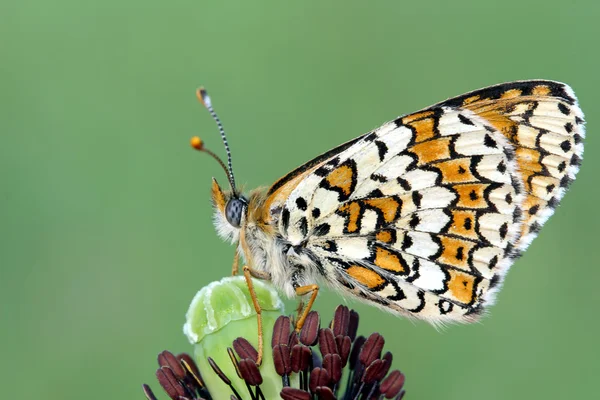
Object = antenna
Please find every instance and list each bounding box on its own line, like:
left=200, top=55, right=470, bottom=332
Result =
left=195, top=88, right=237, bottom=192
left=190, top=136, right=235, bottom=187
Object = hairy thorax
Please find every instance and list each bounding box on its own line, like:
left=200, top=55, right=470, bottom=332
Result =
left=230, top=189, right=321, bottom=298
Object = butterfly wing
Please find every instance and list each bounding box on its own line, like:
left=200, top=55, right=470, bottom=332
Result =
left=266, top=80, right=584, bottom=323
left=438, top=81, right=584, bottom=250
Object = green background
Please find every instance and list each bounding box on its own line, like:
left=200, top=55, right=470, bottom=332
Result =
left=2, top=1, right=598, bottom=399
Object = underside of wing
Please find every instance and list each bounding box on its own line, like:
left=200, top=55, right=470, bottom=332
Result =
left=437, top=80, right=585, bottom=250
left=270, top=80, right=584, bottom=324
left=262, top=134, right=365, bottom=224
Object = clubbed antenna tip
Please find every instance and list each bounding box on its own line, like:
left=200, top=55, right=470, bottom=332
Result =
left=196, top=87, right=212, bottom=109
left=190, top=136, right=203, bottom=151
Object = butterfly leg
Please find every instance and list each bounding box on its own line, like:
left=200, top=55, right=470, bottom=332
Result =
left=231, top=252, right=239, bottom=276
left=242, top=265, right=272, bottom=366
left=294, top=284, right=319, bottom=333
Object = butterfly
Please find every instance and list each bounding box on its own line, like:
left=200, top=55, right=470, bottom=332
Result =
left=191, top=80, right=584, bottom=361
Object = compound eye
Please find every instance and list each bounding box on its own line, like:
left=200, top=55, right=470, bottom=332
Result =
left=225, top=198, right=246, bottom=228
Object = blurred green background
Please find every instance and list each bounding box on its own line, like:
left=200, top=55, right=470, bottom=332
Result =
left=2, top=1, right=598, bottom=399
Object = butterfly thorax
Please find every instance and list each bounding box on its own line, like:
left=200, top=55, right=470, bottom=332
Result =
left=211, top=180, right=321, bottom=298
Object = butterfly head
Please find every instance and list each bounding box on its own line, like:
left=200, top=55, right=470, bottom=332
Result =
left=209, top=177, right=249, bottom=242
left=210, top=177, right=247, bottom=227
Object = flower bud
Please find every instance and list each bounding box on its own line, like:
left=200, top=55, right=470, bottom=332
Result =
left=183, top=276, right=284, bottom=399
